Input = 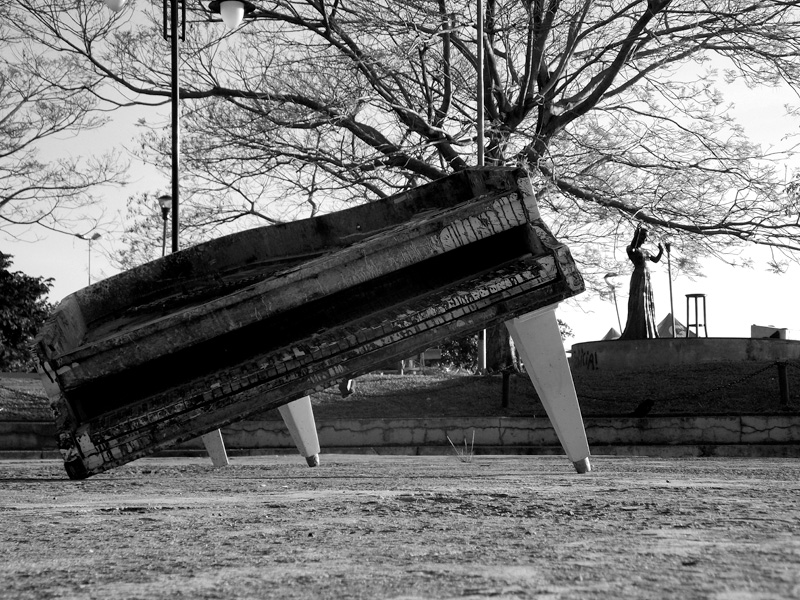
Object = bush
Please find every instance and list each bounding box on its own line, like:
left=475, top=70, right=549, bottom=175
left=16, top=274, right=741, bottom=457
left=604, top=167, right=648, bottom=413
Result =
left=0, top=253, right=53, bottom=372
left=439, top=333, right=478, bottom=371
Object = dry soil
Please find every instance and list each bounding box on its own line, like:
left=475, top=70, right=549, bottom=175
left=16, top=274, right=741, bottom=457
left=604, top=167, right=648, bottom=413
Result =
left=1, top=455, right=799, bottom=599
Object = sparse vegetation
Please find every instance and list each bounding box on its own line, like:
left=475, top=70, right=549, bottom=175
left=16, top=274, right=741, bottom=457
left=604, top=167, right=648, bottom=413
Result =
left=447, top=431, right=475, bottom=463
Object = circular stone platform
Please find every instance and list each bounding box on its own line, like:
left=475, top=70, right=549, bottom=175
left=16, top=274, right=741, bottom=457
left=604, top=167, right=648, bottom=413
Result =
left=570, top=337, right=800, bottom=372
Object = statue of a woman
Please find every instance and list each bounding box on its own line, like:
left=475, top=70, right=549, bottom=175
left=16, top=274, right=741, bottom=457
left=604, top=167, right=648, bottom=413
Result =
left=619, top=226, right=663, bottom=340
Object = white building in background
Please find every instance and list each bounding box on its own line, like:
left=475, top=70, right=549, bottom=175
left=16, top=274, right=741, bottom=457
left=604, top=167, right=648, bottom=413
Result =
left=751, top=325, right=797, bottom=340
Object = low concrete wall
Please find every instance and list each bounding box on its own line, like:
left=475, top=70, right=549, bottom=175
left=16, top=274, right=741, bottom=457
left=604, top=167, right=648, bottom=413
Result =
left=4, top=415, right=799, bottom=459
left=570, top=338, right=800, bottom=371
left=213, top=415, right=800, bottom=450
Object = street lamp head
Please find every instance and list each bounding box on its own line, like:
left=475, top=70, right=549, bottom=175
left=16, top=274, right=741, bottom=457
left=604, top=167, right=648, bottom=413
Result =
left=604, top=272, right=619, bottom=289
left=103, top=0, right=128, bottom=12
left=90, top=233, right=102, bottom=241
left=157, top=194, right=173, bottom=220
left=209, top=0, right=258, bottom=29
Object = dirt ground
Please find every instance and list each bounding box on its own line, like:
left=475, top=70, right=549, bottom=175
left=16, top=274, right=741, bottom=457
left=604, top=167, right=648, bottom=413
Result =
left=1, top=455, right=799, bottom=600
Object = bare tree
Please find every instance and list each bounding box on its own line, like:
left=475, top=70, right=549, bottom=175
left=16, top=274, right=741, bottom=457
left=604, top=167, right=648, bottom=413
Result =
left=11, top=0, right=800, bottom=361
left=116, top=2, right=800, bottom=259
left=15, top=1, right=800, bottom=250
left=1, top=4, right=128, bottom=240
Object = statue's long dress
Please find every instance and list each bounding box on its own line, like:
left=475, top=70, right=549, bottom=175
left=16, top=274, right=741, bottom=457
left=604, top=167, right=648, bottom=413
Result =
left=619, top=248, right=658, bottom=339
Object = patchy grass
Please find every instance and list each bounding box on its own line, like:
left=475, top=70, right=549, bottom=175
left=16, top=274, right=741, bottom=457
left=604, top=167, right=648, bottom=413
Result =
left=305, top=361, right=800, bottom=420
left=0, top=374, right=50, bottom=421
left=305, top=372, right=539, bottom=420
left=3, top=359, right=799, bottom=423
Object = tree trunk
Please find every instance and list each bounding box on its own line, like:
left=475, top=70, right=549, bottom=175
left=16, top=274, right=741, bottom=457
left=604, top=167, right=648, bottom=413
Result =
left=485, top=322, right=515, bottom=372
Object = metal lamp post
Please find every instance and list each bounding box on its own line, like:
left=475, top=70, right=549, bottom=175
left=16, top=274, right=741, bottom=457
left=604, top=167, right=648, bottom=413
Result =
left=87, top=233, right=102, bottom=285
left=157, top=194, right=172, bottom=257
left=102, top=0, right=255, bottom=254
left=604, top=272, right=623, bottom=333
left=476, top=0, right=487, bottom=373
left=665, top=240, right=675, bottom=337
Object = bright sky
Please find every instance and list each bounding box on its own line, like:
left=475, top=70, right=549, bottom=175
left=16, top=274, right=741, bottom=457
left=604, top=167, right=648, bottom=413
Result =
left=3, top=56, right=799, bottom=345
left=557, top=246, right=800, bottom=346
left=559, top=77, right=800, bottom=345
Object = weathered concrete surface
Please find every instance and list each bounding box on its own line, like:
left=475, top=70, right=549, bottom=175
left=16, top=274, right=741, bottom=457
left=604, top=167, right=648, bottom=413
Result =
left=4, top=415, right=799, bottom=459
left=182, top=415, right=800, bottom=455
left=1, top=455, right=799, bottom=600
left=570, top=338, right=800, bottom=371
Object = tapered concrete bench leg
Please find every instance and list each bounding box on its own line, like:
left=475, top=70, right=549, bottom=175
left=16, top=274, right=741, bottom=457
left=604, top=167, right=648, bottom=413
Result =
left=278, top=396, right=321, bottom=467
left=201, top=429, right=229, bottom=467
left=505, top=306, right=591, bottom=473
